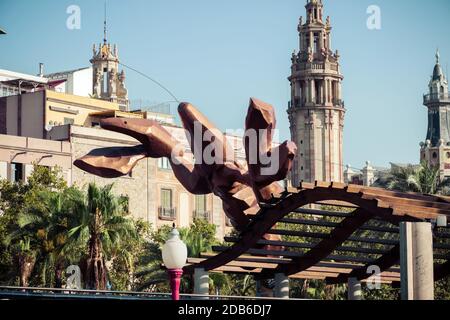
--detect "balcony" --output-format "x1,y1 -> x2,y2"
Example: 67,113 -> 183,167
158,207 -> 176,220
332,99 -> 345,108
193,210 -> 211,221
289,97 -> 345,109
423,92 -> 450,104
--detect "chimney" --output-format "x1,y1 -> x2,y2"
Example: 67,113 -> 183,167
38,63 -> 44,77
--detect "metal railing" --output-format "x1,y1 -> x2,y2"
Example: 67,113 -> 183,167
332,99 -> 345,107
288,97 -> 344,109
158,207 -> 176,220
0,286 -> 307,300
424,92 -> 450,104
193,210 -> 210,221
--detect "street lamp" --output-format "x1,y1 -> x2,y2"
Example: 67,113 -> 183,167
161,225 -> 187,300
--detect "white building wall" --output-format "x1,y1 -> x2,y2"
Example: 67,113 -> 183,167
72,68 -> 92,97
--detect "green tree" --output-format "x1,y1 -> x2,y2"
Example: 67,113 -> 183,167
374,162 -> 450,194
67,183 -> 137,290
374,162 -> 450,300
1,164 -> 67,287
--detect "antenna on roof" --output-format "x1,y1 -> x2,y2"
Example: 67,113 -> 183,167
103,1 -> 107,45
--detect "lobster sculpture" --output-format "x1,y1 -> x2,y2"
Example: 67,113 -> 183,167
74,98 -> 297,245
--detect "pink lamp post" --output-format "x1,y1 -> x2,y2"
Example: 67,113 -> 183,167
162,226 -> 188,301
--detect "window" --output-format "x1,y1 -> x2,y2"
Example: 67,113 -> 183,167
195,195 -> 207,212
91,122 -> 100,127
161,189 -> 172,209
313,33 -> 319,53
10,163 -> 24,182
159,188 -> 175,220
64,118 -> 74,125
158,157 -> 171,170
433,152 -> 438,159
194,195 -> 209,220
103,68 -> 108,94
1,87 -> 7,97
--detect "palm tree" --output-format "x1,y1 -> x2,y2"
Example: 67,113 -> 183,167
16,238 -> 36,287
68,183 -> 137,290
4,188 -> 80,287
375,162 -> 450,194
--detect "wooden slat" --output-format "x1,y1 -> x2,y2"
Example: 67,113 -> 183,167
280,217 -> 339,228
224,237 -> 391,255
294,207 -> 354,218
361,192 -> 450,212
315,181 -> 333,188
268,229 -> 399,246
200,253 -> 293,265
327,244 -> 400,285
280,216 -> 399,233
391,206 -> 450,220
212,246 -> 378,264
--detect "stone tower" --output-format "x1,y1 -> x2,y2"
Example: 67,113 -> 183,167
90,15 -> 129,111
420,50 -> 450,180
287,0 -> 345,185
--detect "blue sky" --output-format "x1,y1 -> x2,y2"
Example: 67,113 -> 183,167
1,0 -> 449,170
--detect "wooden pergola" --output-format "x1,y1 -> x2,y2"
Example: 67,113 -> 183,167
183,182 -> 450,299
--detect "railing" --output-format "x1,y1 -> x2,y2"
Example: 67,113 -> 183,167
332,99 -> 345,108
424,92 -> 450,104
158,207 -> 176,220
295,62 -> 339,72
193,210 -> 210,221
0,286 -> 307,300
288,97 -> 344,109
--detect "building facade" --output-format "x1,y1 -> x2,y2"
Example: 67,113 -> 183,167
0,90 -> 121,139
287,0 -> 345,185
420,50 -> 450,180
46,67 -> 93,97
0,116 -> 237,239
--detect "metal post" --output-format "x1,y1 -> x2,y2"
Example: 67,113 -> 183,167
274,273 -> 289,299
194,268 -> 209,299
400,222 -> 434,300
347,277 -> 362,300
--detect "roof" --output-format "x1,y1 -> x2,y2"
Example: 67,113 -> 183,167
0,68 -> 48,84
89,110 -> 144,119
433,63 -> 444,81
45,67 -> 91,79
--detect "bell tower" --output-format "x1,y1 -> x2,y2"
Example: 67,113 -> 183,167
287,0 -> 345,184
420,50 -> 450,179
90,7 -> 129,111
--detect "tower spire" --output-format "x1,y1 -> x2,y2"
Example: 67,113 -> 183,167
436,48 -> 440,64
103,1 -> 107,45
